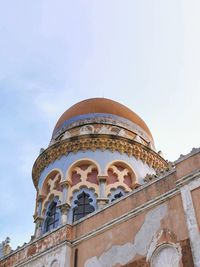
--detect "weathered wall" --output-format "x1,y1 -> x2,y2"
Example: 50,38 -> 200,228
19,244 -> 70,267
76,195 -> 188,267
0,226 -> 72,267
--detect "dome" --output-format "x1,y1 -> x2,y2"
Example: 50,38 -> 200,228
53,98 -> 154,142
33,97 -> 168,190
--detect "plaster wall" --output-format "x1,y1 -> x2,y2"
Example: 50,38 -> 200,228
175,151 -> 200,178
73,171 -> 179,237
74,195 -> 188,267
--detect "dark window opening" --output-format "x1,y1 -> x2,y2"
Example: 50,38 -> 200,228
73,192 -> 95,222
74,248 -> 78,267
45,201 -> 59,232
111,191 -> 123,202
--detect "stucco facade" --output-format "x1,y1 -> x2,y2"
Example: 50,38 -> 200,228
0,98 -> 199,267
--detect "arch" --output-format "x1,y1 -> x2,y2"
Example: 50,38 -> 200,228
42,193 -> 62,217
150,244 -> 182,267
108,187 -> 126,203
65,158 -> 101,180
39,170 -> 63,216
40,169 -> 63,196
105,160 -> 136,179
66,159 -> 100,201
67,187 -> 97,223
105,160 -> 137,196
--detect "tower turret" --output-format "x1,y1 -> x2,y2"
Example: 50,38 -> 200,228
32,98 -> 168,237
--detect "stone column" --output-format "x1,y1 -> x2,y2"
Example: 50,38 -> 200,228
34,195 -> 45,238
58,203 -> 71,225
97,176 -> 109,209
58,180 -> 71,225
34,216 -> 44,238
60,180 -> 71,203
37,195 -> 45,217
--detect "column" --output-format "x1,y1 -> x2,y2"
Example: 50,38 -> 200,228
34,195 -> 45,238
97,176 -> 109,209
58,180 -> 71,225
34,217 -> 44,238
58,203 -> 71,225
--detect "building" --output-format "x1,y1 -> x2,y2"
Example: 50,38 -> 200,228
0,98 -> 200,267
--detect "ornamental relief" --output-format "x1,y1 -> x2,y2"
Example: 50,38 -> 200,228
52,116 -> 153,145
67,163 -> 99,201
106,163 -> 136,196
54,124 -> 149,146
38,171 -> 62,216
32,135 -> 168,188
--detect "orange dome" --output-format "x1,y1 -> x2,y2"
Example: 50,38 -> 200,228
54,98 -> 153,141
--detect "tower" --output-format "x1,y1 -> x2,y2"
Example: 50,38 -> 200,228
32,98 -> 167,237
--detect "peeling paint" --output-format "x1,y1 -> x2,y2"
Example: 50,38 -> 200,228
85,203 -> 168,267
146,230 -> 163,261
18,244 -> 70,267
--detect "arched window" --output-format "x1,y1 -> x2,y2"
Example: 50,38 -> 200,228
73,191 -> 95,222
108,188 -> 125,203
45,201 -> 59,232
111,191 -> 124,202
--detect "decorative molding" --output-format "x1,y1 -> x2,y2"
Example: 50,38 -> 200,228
52,114 -> 153,144
32,134 -> 168,187
174,147 -> 200,164
176,169 -> 200,188
144,163 -> 175,183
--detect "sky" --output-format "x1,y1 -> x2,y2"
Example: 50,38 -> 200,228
0,0 -> 200,249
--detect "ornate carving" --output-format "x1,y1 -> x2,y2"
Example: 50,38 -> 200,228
58,203 -> 71,214
106,164 -> 135,196
144,173 -> 158,182
0,238 -> 12,258
32,135 -> 168,187
144,162 -> 175,183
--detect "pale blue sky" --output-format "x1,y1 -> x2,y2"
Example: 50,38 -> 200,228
0,0 -> 199,249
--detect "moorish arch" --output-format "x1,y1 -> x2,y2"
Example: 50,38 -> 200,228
105,160 -> 138,197
66,158 -> 101,202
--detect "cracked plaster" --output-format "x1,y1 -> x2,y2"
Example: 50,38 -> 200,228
84,203 -> 168,267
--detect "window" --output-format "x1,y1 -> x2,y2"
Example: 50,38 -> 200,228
111,191 -> 123,202
109,188 -> 125,203
45,201 -> 59,232
73,192 -> 95,222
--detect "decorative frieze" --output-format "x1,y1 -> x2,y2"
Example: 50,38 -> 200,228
32,135 -> 168,188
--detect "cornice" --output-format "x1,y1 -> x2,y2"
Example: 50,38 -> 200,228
174,147 -> 200,165
32,134 -> 168,188
52,114 -> 152,144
